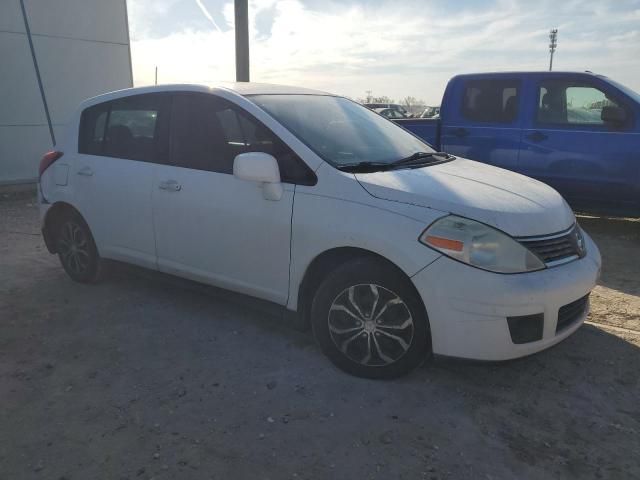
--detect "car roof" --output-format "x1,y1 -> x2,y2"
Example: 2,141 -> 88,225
77,82 -> 333,109
218,81 -> 331,96
450,71 -> 607,80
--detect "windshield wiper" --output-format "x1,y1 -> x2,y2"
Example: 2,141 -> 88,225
337,152 -> 454,173
390,151 -> 453,168
337,161 -> 392,173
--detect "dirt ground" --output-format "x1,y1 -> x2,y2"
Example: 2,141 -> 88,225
1,192 -> 638,480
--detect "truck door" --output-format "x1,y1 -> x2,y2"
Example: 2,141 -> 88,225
518,76 -> 639,215
440,77 -> 523,171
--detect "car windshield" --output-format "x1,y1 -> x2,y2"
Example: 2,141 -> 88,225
249,94 -> 434,167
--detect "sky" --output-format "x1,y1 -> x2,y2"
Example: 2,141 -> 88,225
128,0 -> 640,104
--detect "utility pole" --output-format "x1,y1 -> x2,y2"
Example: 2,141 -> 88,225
20,0 -> 55,146
549,28 -> 558,71
154,66 -> 158,85
235,0 -> 250,82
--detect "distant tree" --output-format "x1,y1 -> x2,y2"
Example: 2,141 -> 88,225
402,96 -> 418,108
371,95 -> 394,104
356,92 -> 398,105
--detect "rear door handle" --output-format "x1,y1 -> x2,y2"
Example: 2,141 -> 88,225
76,166 -> 94,176
526,131 -> 548,142
451,127 -> 469,138
159,180 -> 182,191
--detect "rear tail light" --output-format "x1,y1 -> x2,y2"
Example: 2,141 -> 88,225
39,150 -> 64,177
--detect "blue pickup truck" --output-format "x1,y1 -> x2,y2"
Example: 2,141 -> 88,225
395,72 -> 640,217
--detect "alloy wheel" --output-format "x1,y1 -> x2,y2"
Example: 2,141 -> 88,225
58,221 -> 90,276
327,284 -> 414,367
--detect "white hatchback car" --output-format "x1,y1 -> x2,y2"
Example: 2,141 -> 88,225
39,83 -> 601,378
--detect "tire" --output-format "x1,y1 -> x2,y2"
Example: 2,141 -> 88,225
55,211 -> 102,283
311,258 -> 431,379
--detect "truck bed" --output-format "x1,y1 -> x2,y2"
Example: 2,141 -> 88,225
393,118 -> 441,150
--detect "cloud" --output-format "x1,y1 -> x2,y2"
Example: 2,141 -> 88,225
129,0 -> 640,103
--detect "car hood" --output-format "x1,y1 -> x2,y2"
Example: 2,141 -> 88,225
355,158 -> 575,237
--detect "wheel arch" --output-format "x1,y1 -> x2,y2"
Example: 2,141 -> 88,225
295,246 -> 427,330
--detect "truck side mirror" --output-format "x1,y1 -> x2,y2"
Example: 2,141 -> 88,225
601,105 -> 626,125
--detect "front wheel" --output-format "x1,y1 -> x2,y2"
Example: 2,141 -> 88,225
311,258 -> 431,379
55,213 -> 102,283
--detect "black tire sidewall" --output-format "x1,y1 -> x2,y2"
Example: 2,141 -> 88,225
311,258 -> 431,379
56,213 -> 101,283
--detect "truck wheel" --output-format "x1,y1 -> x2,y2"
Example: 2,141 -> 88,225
311,258 -> 431,379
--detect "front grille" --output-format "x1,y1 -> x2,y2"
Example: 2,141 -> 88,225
556,294 -> 589,333
518,225 -> 585,266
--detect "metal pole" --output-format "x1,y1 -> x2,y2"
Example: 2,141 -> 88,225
235,0 -> 250,82
19,0 -> 56,146
549,29 -> 558,71
123,0 -> 134,87
155,66 -> 158,85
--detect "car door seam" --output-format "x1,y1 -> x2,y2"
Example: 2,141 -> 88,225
285,184 -> 297,306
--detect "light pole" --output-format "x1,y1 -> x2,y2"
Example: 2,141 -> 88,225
235,0 -> 250,82
549,28 -> 558,71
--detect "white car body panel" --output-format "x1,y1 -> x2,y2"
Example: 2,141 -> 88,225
413,232 -> 601,360
286,162 -> 445,311
356,158 -> 576,237
152,164 -> 294,304
74,155 -> 157,269
38,83 -> 602,363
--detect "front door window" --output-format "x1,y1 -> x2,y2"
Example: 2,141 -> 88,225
536,82 -> 623,126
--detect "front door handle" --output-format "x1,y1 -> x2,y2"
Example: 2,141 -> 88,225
77,166 -> 94,176
451,127 -> 469,138
526,131 -> 548,142
159,180 -> 182,192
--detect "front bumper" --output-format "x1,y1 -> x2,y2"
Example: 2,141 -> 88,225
412,231 -> 601,360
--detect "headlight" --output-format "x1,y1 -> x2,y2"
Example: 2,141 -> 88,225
419,215 -> 545,273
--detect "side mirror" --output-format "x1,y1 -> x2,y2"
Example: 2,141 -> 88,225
233,152 -> 283,201
601,105 -> 626,125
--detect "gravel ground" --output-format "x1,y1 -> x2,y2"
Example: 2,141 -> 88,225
1,193 -> 639,480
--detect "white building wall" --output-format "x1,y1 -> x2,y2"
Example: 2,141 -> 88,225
0,0 -> 132,184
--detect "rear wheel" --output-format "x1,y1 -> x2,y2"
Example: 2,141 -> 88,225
311,258 -> 430,379
55,212 -> 102,283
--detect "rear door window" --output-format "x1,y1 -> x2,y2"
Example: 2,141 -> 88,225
78,104 -> 109,155
461,79 -> 520,123
104,94 -> 169,163
78,93 -> 169,163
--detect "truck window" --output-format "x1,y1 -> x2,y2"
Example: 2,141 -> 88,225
461,80 -> 520,123
537,82 -> 623,126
